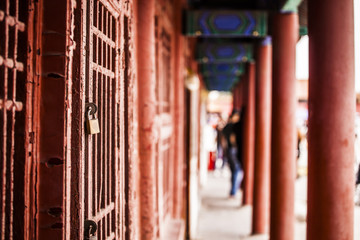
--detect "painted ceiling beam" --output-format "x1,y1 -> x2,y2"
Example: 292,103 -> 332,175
187,0 -> 270,9
204,75 -> 240,85
184,10 -> 267,37
204,74 -> 240,91
205,80 -> 236,91
199,63 -> 245,77
196,42 -> 253,63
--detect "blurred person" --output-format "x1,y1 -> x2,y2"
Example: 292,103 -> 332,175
215,115 -> 227,168
222,109 -> 244,197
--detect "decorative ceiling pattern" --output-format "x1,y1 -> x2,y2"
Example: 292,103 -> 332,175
204,75 -> 240,91
185,0 -> 305,91
199,63 -> 245,77
196,43 -> 253,63
185,10 -> 268,37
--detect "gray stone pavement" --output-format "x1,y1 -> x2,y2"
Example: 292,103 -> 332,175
194,168 -> 360,240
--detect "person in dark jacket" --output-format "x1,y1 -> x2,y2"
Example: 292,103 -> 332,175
222,109 -> 244,197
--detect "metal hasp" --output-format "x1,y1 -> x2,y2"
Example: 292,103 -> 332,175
85,102 -> 100,135
84,220 -> 98,240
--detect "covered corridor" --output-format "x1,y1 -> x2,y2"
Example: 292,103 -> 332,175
195,169 -> 360,239
0,0 -> 359,239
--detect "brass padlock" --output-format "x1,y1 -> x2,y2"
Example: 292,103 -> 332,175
86,103 -> 100,135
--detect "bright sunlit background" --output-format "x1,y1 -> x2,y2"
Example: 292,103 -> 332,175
296,0 -> 360,92
296,35 -> 309,81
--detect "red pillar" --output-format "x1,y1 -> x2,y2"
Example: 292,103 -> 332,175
173,0 -> 186,219
136,0 -> 157,239
270,13 -> 298,240
307,1 -> 355,239
233,85 -> 238,109
243,62 -> 256,205
233,83 -> 240,110
252,38 -> 272,234
237,82 -> 244,109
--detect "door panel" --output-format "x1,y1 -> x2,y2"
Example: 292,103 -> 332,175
83,0 -> 121,239
154,7 -> 175,235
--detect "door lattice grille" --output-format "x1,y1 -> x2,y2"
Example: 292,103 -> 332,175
0,0 -> 28,239
84,1 -> 120,239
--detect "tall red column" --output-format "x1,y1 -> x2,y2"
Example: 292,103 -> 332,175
233,85 -> 239,110
233,83 -> 241,110
173,0 -> 186,219
136,0 -> 157,239
270,13 -> 298,240
238,81 -> 244,109
243,62 -> 256,205
252,38 -> 272,234
307,1 -> 355,239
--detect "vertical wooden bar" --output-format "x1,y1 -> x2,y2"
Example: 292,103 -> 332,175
94,0 -> 99,217
88,0 -> 94,220
136,0 -> 158,238
1,1 -> 10,238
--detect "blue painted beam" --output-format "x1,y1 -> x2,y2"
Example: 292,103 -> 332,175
204,74 -> 240,91
199,63 -> 245,76
196,43 -> 253,63
185,10 -> 267,37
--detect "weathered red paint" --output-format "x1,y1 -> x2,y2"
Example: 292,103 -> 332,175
270,13 -> 298,240
25,1 -> 42,239
69,0 -> 85,239
156,3 -> 176,228
35,1 -> 131,239
173,0 -> 186,219
38,0 -> 67,239
123,1 -> 140,239
252,41 -> 272,234
243,62 -> 256,205
136,0 -> 158,238
307,1 -> 355,239
81,1 -> 123,239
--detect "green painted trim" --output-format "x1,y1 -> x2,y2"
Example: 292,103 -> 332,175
281,0 -> 302,12
259,12 -> 268,36
299,26 -> 308,36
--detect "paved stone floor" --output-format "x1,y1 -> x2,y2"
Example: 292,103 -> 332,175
194,168 -> 360,240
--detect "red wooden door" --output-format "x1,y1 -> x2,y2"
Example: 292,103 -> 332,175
0,0 -> 36,239
154,3 -> 176,236
81,0 -> 123,239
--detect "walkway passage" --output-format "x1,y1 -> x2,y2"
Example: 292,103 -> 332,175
195,167 -> 360,240
194,168 -> 311,240
194,169 -> 268,240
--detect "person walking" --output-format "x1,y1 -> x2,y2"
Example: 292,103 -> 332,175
222,109 -> 244,197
